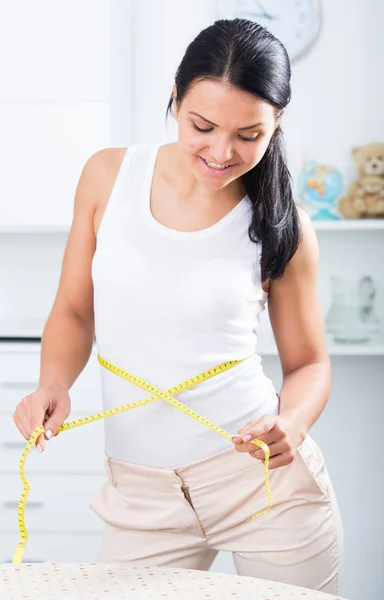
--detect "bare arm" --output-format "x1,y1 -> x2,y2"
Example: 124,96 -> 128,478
268,207 -> 331,438
14,148 -> 123,450
233,208 -> 331,468
39,147 -> 123,390
39,152 -> 104,389
39,156 -> 98,390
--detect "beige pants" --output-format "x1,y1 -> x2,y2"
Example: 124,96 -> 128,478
90,434 -> 343,595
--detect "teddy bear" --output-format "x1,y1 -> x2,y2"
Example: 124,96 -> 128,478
338,142 -> 384,218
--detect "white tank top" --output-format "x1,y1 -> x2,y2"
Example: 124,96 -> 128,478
91,144 -> 279,468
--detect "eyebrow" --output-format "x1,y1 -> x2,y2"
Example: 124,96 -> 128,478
188,111 -> 264,130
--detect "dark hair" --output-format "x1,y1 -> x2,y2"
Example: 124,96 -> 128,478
166,18 -> 300,281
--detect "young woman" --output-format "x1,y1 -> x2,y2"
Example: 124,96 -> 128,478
14,18 -> 343,594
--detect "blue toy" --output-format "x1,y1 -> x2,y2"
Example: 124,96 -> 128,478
298,161 -> 343,220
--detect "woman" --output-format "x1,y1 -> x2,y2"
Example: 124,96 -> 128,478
14,18 -> 343,593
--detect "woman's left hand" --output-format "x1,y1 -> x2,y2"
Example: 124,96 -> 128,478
232,414 -> 306,469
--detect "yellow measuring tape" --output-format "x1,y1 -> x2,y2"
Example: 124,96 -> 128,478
12,354 -> 272,564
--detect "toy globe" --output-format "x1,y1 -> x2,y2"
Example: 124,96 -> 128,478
298,161 -> 343,220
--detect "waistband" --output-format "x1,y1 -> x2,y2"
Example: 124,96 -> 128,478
105,444 -> 261,490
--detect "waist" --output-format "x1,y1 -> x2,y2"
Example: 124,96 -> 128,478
100,358 -> 279,468
97,345 -> 264,389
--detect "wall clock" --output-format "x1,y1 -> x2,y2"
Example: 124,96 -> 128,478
216,0 -> 322,63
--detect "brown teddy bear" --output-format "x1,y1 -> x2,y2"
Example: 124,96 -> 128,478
338,143 -> 384,218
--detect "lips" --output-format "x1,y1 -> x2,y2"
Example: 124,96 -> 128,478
201,157 -> 234,168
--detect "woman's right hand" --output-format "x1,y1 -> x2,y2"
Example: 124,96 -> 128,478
13,385 -> 71,453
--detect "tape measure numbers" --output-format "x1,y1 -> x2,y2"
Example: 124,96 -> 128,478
12,355 -> 272,564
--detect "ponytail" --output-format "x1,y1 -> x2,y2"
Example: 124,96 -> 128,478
243,127 -> 300,280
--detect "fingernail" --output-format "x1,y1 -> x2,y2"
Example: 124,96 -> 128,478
232,434 -> 240,439
243,434 -> 252,442
37,444 -> 43,453
45,429 -> 52,440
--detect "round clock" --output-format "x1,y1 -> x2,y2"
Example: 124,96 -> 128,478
215,0 -> 322,63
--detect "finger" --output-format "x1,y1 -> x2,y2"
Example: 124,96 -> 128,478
36,408 -> 53,450
13,412 -> 30,441
36,432 -> 46,452
26,414 -> 46,451
234,415 -> 278,440
235,419 -> 262,437
234,437 -> 273,454
13,410 -> 46,451
27,412 -> 47,451
232,428 -> 281,451
234,439 -> 264,453
267,450 -> 295,470
43,406 -> 69,440
23,399 -> 48,447
251,440 -> 289,460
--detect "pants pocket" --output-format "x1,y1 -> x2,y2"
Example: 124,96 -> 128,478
296,434 -> 332,501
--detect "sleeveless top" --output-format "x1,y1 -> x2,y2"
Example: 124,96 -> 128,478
91,144 -> 279,468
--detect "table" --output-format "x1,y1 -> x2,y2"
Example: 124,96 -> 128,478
0,563 -> 346,599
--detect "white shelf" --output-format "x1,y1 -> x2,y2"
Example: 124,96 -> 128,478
0,340 -> 98,354
261,345 -> 384,356
0,225 -> 69,234
259,335 -> 384,356
327,342 -> 384,355
313,219 -> 384,231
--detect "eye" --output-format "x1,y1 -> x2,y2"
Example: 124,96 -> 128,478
239,134 -> 259,142
193,123 -> 213,133
192,121 -> 259,142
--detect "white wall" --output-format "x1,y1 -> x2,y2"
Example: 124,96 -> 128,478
283,0 -> 384,184
110,0 -> 217,146
0,0 -> 111,228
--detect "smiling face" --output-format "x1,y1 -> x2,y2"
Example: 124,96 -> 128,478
173,78 -> 278,191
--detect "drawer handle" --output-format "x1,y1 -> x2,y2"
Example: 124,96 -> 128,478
0,381 -> 38,389
3,442 -> 28,449
3,501 -> 45,509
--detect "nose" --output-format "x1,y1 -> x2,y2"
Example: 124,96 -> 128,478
210,140 -> 234,165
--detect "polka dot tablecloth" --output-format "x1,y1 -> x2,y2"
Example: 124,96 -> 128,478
0,563 -> 347,600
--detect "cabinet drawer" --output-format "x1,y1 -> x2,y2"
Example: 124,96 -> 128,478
0,350 -> 103,413
0,473 -> 105,533
0,351 -> 40,384
0,415 -> 106,474
0,532 -> 103,563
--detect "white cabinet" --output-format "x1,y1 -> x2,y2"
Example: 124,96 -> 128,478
0,343 -> 106,563
0,415 -> 106,474
0,533 -> 102,564
0,474 -> 105,534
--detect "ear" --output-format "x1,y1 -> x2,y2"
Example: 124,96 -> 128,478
352,146 -> 361,159
172,84 -> 178,120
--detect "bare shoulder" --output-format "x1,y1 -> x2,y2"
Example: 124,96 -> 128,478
262,206 -> 317,294
273,206 -> 318,290
297,204 -> 316,237
293,205 -> 318,268
82,147 -> 128,237
50,148 -> 128,323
